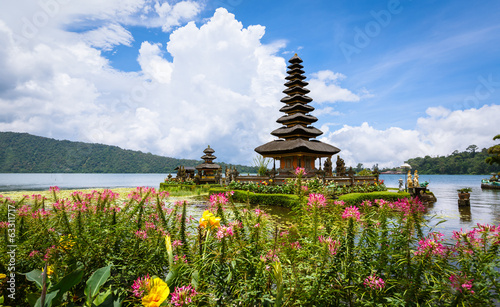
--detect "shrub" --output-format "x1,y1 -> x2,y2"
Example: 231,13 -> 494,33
209,188 -> 299,208
339,191 -> 411,206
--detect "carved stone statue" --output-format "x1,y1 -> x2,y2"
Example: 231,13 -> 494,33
407,170 -> 413,188
398,178 -> 404,192
324,157 -> 333,176
177,165 -> 187,182
413,170 -> 419,187
336,156 -> 346,176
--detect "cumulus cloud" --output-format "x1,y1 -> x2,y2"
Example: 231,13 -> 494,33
308,70 -> 361,103
0,6 -> 287,164
154,1 -> 201,32
322,105 -> 500,169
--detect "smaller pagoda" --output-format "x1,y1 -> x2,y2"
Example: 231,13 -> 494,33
195,145 -> 221,184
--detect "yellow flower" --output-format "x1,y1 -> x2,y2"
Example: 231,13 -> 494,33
59,234 -> 76,250
165,235 -> 172,254
199,210 -> 221,229
142,278 -> 170,307
0,273 -> 6,279
42,266 -> 54,277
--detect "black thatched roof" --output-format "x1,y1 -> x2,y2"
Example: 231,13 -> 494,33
283,86 -> 310,95
285,74 -> 306,81
255,139 -> 340,156
284,79 -> 309,87
203,145 -> 215,154
288,53 -> 303,64
286,68 -> 305,75
195,163 -> 221,170
271,125 -> 323,138
277,113 -> 318,125
201,154 -> 216,160
280,94 -> 313,104
279,103 -> 315,113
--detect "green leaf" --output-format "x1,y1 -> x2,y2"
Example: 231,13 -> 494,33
25,269 -> 43,289
34,290 -> 60,307
49,269 -> 84,300
191,270 -> 199,290
93,288 -> 113,306
84,264 -> 112,300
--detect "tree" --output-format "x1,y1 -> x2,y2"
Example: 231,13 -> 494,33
485,134 -> 500,167
466,144 -> 479,157
253,155 -> 271,176
355,163 -> 363,173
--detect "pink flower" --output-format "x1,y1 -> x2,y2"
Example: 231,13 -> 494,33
319,236 -> 340,255
301,186 -> 308,192
29,250 -> 40,257
414,232 -> 447,257
294,167 -> 306,176
361,200 -> 372,207
342,206 -> 361,221
131,274 -> 151,297
172,240 -> 183,249
450,273 -> 475,294
170,285 -> 197,306
0,222 -> 10,228
174,255 -> 188,264
333,200 -> 345,206
216,225 -> 234,240
364,274 -> 385,290
290,241 -> 302,249
135,230 -> 148,240
49,186 -> 60,193
209,193 -> 229,207
44,245 -> 57,261
307,193 -> 327,209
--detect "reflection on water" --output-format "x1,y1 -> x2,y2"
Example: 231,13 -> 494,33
381,174 -> 500,237
458,205 -> 472,222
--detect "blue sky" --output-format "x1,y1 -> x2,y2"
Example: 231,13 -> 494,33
0,0 -> 499,168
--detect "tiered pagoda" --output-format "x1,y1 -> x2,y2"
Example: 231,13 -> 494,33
255,54 -> 340,176
195,145 -> 221,183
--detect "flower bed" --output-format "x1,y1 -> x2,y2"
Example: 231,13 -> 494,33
1,187 -> 499,306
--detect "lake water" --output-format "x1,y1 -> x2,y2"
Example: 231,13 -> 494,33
380,174 -> 500,235
0,173 -> 499,236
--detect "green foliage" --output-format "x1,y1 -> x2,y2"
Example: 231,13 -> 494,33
357,168 -> 373,176
339,191 -> 411,206
485,134 -> 500,167
209,188 -> 299,207
0,132 -> 258,173
5,186 -> 500,306
253,155 -> 271,176
392,145 -> 499,174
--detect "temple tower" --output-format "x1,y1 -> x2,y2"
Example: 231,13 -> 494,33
195,145 -> 221,183
254,54 -> 340,175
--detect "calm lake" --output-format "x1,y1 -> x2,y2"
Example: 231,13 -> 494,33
0,173 -> 499,236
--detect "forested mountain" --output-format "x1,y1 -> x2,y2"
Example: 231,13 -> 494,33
403,146 -> 498,175
0,132 -> 257,173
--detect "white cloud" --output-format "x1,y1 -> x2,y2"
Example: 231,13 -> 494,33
154,1 -> 201,32
308,69 -> 362,103
322,105 -> 500,169
0,7 -> 286,164
80,23 -> 133,51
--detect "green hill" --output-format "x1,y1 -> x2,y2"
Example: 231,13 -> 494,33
0,132 -> 257,173
380,146 -> 498,175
